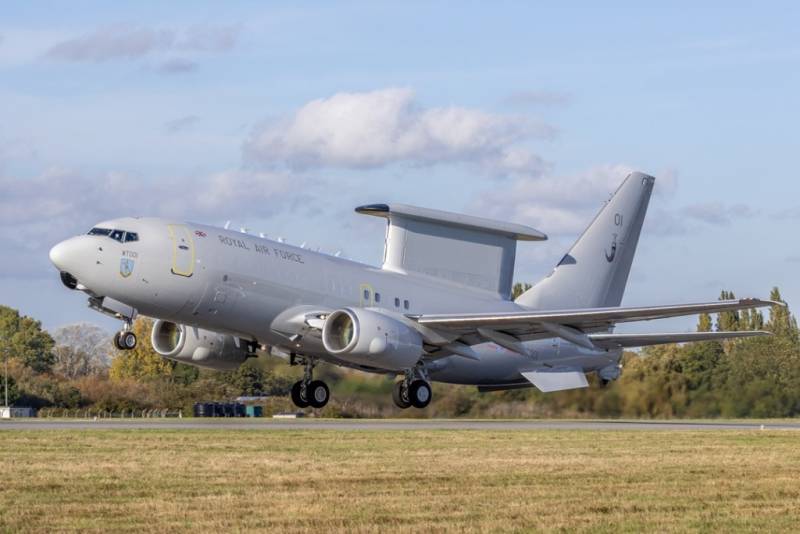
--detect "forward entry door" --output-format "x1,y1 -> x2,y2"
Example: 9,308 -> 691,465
168,224 -> 195,277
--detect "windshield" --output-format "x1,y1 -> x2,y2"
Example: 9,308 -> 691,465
87,227 -> 139,243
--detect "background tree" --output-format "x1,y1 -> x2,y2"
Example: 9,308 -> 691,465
51,323 -> 112,378
716,290 -> 740,331
766,287 -> 799,343
697,313 -> 712,332
109,318 -> 173,381
224,362 -> 266,395
0,371 -> 19,405
0,305 -> 55,373
511,282 -> 532,300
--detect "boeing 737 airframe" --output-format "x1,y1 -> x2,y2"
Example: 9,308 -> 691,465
49,172 -> 776,409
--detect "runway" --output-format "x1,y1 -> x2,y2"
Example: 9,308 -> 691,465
2,418 -> 799,431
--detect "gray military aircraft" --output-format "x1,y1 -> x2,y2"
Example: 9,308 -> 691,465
49,172 -> 775,409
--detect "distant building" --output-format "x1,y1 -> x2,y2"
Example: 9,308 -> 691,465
0,407 -> 35,418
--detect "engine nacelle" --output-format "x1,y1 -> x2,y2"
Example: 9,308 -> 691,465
150,320 -> 249,371
322,308 -> 423,371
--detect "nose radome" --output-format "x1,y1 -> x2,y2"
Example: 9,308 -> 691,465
49,237 -> 89,273
49,240 -> 71,270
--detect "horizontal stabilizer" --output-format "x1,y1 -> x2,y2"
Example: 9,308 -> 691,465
521,369 -> 589,393
589,330 -> 772,349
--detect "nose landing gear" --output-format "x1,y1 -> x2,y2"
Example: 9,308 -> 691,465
113,321 -> 137,351
290,359 -> 330,409
87,296 -> 139,352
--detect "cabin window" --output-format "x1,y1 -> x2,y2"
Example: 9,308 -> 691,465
404,299 -> 410,310
394,297 -> 400,307
375,292 -> 381,303
363,289 -> 370,300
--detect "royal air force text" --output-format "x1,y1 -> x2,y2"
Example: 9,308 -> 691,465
217,235 -> 304,264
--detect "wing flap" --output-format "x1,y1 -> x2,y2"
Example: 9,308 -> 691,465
521,369 -> 589,392
589,330 -> 771,349
417,299 -> 779,339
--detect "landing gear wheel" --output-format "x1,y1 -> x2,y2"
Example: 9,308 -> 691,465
392,381 -> 411,409
307,380 -> 330,409
291,380 -> 310,408
408,380 -> 432,409
119,331 -> 137,350
114,331 -> 137,350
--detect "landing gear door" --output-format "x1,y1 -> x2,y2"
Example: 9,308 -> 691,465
168,224 -> 195,277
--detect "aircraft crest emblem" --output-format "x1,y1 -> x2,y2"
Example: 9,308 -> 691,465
605,234 -> 618,263
120,257 -> 135,278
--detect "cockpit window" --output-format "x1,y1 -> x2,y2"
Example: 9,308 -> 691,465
88,227 -> 139,243
88,228 -> 112,236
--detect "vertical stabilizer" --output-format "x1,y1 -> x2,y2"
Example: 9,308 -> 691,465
516,172 -> 654,310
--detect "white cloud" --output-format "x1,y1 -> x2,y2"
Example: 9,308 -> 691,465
681,202 -> 756,225
772,206 -> 800,220
0,167 -> 311,278
44,24 -> 240,63
46,26 -> 175,62
158,58 -> 197,74
164,115 -> 200,133
470,164 -> 635,236
245,88 -> 553,175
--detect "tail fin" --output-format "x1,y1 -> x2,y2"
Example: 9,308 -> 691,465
516,172 -> 655,310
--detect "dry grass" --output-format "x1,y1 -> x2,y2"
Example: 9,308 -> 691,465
1,427 -> 799,532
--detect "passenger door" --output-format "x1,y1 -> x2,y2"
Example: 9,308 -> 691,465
167,224 -> 194,277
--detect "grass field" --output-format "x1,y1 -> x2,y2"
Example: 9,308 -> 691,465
1,426 -> 799,532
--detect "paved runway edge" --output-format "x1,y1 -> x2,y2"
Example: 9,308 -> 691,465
2,419 -> 799,431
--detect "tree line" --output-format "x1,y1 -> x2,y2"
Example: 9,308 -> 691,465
1,286 -> 798,418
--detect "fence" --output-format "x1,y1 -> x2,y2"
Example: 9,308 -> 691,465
37,407 -> 183,418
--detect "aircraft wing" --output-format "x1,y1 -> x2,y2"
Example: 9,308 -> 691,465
587,330 -> 771,349
416,298 -> 779,350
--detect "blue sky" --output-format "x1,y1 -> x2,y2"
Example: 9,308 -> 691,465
1,1 -> 798,334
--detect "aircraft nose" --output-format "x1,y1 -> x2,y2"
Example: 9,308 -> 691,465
49,237 -> 89,273
49,240 -> 70,270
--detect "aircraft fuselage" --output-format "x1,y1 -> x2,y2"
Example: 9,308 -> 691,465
49,216 -> 620,387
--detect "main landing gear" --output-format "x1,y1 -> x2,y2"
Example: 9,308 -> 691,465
290,359 -> 330,409
113,321 -> 137,351
392,368 -> 432,410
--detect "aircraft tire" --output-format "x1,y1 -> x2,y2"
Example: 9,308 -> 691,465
120,331 -> 137,350
392,381 -> 412,409
408,380 -> 432,409
308,380 -> 330,409
291,380 -> 310,408
113,332 -> 122,350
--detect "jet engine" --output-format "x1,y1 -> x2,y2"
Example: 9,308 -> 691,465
150,320 -> 249,370
322,308 -> 423,370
